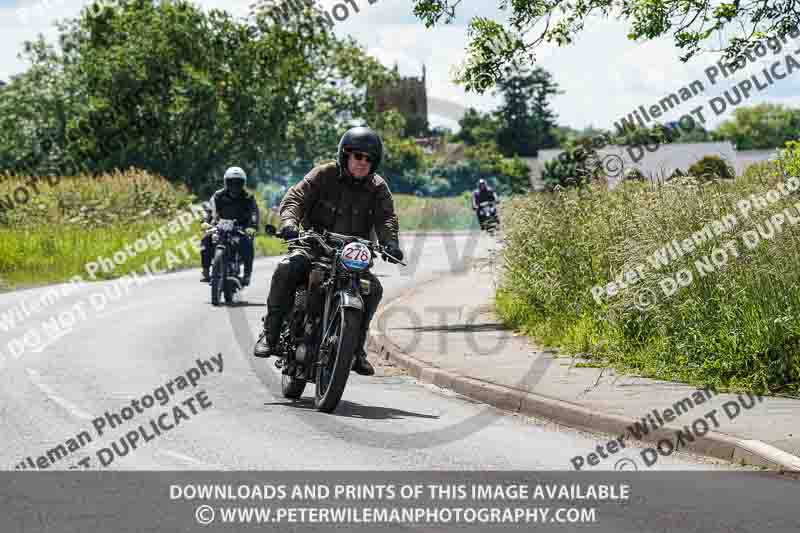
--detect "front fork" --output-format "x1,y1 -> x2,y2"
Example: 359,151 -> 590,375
314,277 -> 365,372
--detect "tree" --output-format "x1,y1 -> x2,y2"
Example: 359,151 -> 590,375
0,0 -> 395,193
713,104 -> 800,150
552,126 -> 582,146
411,1 -> 800,92
361,109 -> 428,194
0,39 -> 85,176
452,108 -> 500,146
494,67 -> 560,157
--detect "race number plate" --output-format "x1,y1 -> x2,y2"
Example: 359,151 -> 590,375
341,242 -> 371,271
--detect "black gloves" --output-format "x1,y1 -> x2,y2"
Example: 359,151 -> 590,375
279,224 -> 299,241
383,242 -> 404,264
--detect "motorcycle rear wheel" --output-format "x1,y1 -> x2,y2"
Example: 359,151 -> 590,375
314,306 -> 361,413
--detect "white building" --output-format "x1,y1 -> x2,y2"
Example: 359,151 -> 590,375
522,142 -> 778,191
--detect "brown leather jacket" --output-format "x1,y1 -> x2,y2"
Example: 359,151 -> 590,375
279,162 -> 400,245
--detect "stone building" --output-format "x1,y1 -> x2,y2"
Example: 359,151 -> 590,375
367,64 -> 429,137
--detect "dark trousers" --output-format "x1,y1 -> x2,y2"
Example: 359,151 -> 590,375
264,250 -> 383,350
201,233 -> 254,276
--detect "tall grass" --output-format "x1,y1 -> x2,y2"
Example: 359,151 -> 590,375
0,169 -> 477,288
0,169 -> 286,288
497,155 -> 800,394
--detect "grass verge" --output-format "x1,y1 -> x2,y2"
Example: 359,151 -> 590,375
497,150 -> 800,394
0,169 -> 286,289
394,193 -> 479,231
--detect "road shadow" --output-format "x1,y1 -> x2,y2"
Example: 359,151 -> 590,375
264,398 -> 440,421
393,322 -> 509,333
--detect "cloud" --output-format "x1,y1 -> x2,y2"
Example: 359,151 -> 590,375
2,0 -> 800,132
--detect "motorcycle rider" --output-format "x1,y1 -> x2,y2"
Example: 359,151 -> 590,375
472,179 -> 498,226
200,167 -> 258,286
253,126 -> 404,376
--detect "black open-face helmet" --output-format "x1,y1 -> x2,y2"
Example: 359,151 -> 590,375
337,126 -> 383,179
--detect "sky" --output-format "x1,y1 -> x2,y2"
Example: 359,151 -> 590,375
2,0 -> 800,133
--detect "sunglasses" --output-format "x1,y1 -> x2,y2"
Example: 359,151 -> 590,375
348,151 -> 373,163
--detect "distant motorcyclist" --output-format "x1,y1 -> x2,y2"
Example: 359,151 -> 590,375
253,126 -> 403,376
200,167 -> 258,286
472,179 -> 498,225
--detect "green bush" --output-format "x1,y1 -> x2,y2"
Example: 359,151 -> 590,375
687,155 -> 736,181
623,167 -> 646,181
669,167 -> 685,180
541,140 -> 604,190
541,158 -> 578,190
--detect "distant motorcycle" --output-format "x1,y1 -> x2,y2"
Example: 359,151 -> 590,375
207,219 -> 248,306
477,201 -> 500,234
272,228 -> 405,413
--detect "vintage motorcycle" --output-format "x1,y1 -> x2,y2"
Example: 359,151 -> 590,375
270,228 -> 405,413
477,200 -> 500,234
206,219 -> 248,306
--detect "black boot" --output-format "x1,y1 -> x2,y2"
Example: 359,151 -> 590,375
200,268 -> 210,282
351,327 -> 374,376
352,348 -> 375,376
253,314 -> 282,358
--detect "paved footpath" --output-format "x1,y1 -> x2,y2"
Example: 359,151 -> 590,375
367,260 -> 800,472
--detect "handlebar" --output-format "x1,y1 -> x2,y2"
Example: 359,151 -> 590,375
286,230 -> 406,266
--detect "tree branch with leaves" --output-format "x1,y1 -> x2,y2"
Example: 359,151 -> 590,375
412,0 -> 800,92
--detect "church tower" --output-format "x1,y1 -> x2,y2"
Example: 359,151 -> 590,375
367,64 -> 429,137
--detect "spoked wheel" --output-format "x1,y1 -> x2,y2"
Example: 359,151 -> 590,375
210,249 -> 225,306
314,306 -> 361,413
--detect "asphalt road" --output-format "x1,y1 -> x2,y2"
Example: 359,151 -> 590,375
3,231 -> 800,532
0,231 -> 759,472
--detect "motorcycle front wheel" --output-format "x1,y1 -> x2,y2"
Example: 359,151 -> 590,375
314,306 -> 361,413
210,248 -> 225,306
223,279 -> 235,304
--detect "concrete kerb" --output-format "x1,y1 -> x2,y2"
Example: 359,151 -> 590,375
368,274 -> 800,473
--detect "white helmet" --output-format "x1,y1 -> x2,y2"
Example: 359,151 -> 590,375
223,166 -> 247,195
